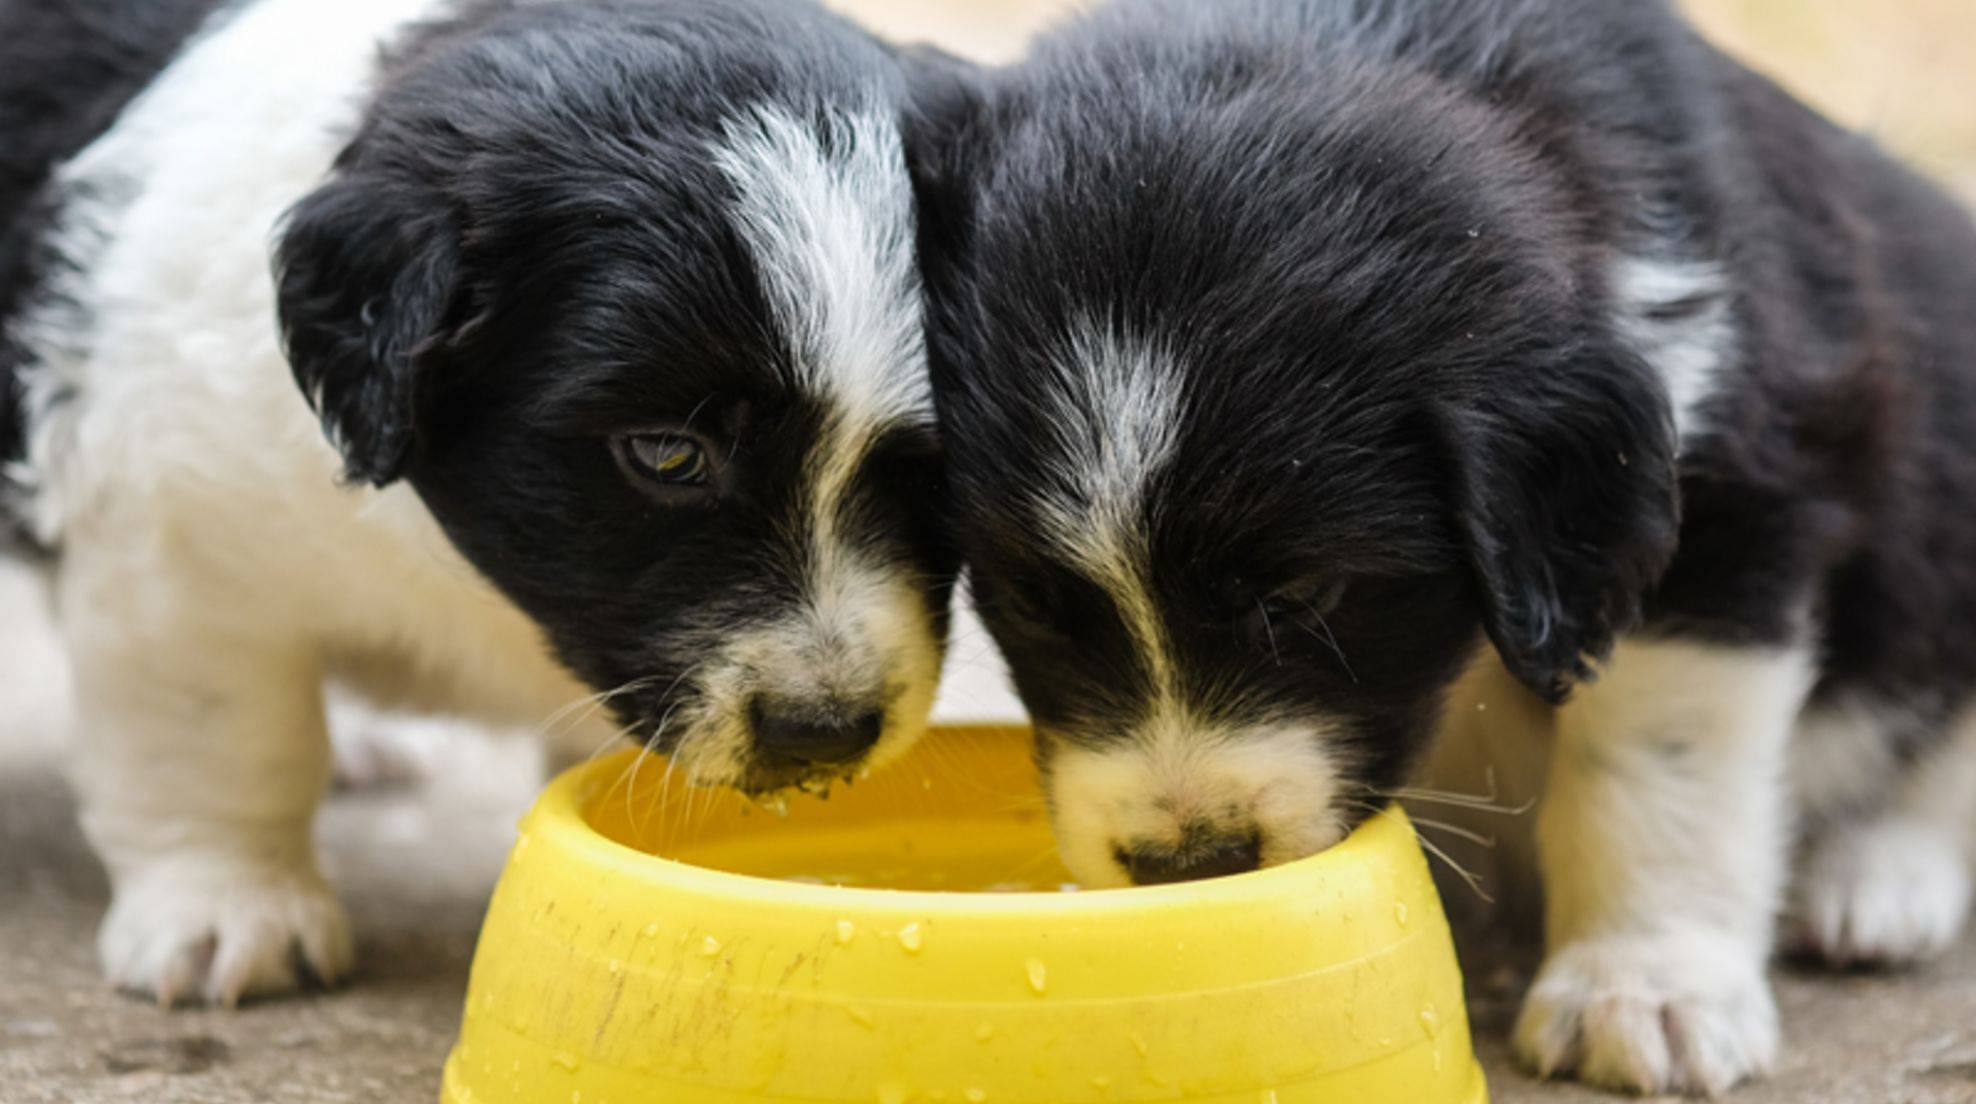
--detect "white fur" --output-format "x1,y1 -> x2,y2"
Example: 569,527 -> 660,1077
1513,637 -> 1815,1096
12,0 -> 942,1004
1789,693 -> 1916,820
1030,324 -> 1184,689
1517,929 -> 1779,1097
1793,818 -> 1972,967
1790,705 -> 1976,965
16,0 -> 608,1006
1022,325 -> 1356,884
714,102 -> 932,431
1610,255 -> 1736,446
671,550 -> 943,788
710,102 -> 945,782
1047,702 -> 1351,886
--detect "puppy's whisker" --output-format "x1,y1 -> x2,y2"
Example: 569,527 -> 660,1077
1381,769 -> 1536,815
1385,789 -> 1537,816
1412,826 -> 1495,904
539,674 -> 660,741
627,703 -> 684,842
1300,602 -> 1357,684
1343,796 -> 1493,902
1405,814 -> 1499,850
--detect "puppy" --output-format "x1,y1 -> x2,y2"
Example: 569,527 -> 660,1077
917,0 -> 1976,1095
0,0 -> 957,1005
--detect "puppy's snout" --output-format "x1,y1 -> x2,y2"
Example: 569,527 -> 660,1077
1115,828 -> 1263,885
749,698 -> 883,767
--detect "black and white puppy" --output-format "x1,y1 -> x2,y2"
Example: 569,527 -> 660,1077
918,0 -> 1976,1095
0,0 -> 957,1005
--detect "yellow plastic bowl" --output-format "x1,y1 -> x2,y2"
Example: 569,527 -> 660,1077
441,726 -> 1487,1104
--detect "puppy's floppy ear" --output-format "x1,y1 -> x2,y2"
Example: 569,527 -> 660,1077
275,172 -> 459,487
1439,339 -> 1680,702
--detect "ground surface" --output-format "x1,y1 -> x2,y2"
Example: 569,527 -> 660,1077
7,3 -> 1976,1102
7,570 -> 1976,1104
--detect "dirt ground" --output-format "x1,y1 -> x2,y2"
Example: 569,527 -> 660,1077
5,2 -> 1976,1103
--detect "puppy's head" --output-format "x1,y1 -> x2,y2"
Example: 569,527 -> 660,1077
921,38 -> 1679,883
276,2 -> 960,793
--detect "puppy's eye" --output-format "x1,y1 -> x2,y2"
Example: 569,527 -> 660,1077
1262,577 -> 1349,620
615,432 -> 711,487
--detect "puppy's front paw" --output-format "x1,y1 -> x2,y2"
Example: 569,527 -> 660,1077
1791,820 -> 1972,968
100,868 -> 353,1007
1514,933 -> 1777,1097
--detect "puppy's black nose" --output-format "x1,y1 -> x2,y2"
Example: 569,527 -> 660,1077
750,700 -> 883,767
1117,832 -> 1263,885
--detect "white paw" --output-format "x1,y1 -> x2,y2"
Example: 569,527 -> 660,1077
328,703 -> 440,791
1514,933 -> 1778,1097
1791,820 -> 1972,968
99,869 -> 353,1007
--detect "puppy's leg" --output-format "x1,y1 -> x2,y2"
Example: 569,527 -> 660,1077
1791,706 -> 1976,967
64,564 -> 349,1006
1513,637 -> 1814,1096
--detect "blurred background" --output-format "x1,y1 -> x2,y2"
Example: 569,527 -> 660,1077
840,0 -> 1976,203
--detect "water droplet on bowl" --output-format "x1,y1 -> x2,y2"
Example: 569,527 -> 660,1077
963,1089 -> 987,1103
1024,959 -> 1048,994
896,922 -> 924,953
975,1024 -> 995,1043
1394,901 -> 1410,927
835,919 -> 857,945
552,1051 -> 579,1072
1260,1091 -> 1280,1104
699,935 -> 722,957
641,922 -> 660,938
1419,1005 -> 1441,1036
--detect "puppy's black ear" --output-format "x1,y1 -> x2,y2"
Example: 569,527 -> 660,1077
1439,340 -> 1680,702
275,173 -> 459,486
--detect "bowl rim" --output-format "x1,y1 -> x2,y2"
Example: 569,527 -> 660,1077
543,747 -> 1411,920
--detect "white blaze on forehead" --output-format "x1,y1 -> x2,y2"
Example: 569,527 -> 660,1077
688,101 -> 942,786
715,100 -> 933,628
1026,329 -> 1355,881
1031,324 -> 1185,690
714,101 -> 932,430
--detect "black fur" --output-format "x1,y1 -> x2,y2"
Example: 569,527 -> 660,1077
272,0 -> 960,777
922,0 -> 1976,841
0,0 -> 227,547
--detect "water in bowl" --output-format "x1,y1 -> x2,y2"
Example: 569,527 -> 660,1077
582,727 -> 1082,893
